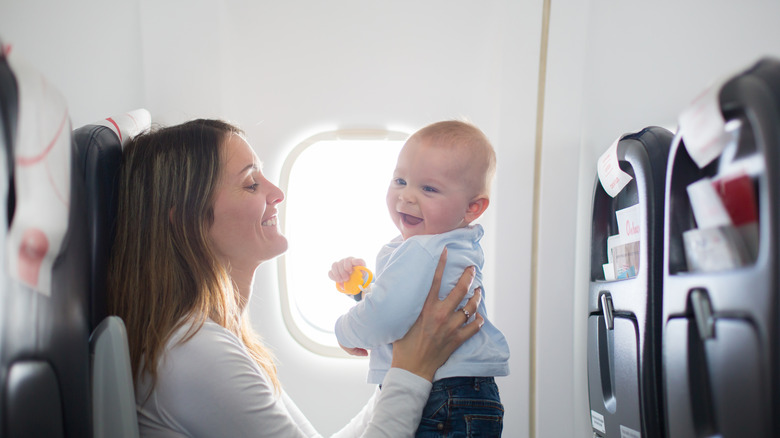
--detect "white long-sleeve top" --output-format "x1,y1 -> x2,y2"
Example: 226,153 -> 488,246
136,319 -> 431,438
335,225 -> 510,384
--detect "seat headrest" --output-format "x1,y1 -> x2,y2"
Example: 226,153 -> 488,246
90,109 -> 151,147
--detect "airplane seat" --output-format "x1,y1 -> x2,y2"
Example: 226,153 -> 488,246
0,48 -> 91,437
73,109 -> 150,438
72,109 -> 150,332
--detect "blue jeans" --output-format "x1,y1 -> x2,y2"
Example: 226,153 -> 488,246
415,376 -> 504,437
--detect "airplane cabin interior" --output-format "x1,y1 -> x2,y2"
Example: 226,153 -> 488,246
1,0 -> 780,437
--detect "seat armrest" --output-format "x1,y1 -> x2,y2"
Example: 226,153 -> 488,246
90,316 -> 139,438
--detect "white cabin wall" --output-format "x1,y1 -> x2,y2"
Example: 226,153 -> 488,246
534,0 -> 590,436
540,0 -> 780,436
0,0 -> 145,127
491,1 -> 543,436
136,0 -> 231,124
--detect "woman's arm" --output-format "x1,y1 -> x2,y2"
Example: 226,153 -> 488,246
331,369 -> 430,438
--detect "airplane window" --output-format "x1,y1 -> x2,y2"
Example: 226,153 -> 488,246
278,130 -> 407,356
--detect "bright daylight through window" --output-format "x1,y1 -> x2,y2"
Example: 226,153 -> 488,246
279,131 -> 406,356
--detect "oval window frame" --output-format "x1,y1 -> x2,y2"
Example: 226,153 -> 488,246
277,129 -> 409,357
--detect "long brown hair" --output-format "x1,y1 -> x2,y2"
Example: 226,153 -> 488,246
108,119 -> 279,393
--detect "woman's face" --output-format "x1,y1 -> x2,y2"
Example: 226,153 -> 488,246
208,134 -> 287,271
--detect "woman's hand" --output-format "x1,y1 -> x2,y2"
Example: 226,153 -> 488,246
390,247 -> 483,381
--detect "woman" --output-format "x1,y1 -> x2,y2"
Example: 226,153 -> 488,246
108,119 -> 484,437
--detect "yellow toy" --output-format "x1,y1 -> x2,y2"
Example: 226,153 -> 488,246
337,266 -> 373,295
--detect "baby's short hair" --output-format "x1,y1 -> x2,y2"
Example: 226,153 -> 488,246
410,120 -> 496,197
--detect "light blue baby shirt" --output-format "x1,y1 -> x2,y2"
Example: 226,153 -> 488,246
335,224 -> 510,384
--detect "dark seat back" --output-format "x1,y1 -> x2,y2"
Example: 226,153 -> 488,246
73,121 -> 125,331
74,110 -> 150,438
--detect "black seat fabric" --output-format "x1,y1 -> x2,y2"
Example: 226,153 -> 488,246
73,109 -> 150,332
73,125 -> 123,332
5,361 -> 65,437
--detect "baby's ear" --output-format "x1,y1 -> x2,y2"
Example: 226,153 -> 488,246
465,197 -> 489,223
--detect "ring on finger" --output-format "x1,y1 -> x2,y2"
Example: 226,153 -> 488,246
461,308 -> 470,321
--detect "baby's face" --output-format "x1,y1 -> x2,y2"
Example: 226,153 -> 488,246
386,139 -> 477,239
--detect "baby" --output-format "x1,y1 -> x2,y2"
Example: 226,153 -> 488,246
330,120 -> 510,436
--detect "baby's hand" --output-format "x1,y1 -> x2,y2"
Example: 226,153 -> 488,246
328,257 -> 366,284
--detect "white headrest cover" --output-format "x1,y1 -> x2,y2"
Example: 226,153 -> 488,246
5,50 -> 71,295
93,109 -> 151,147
